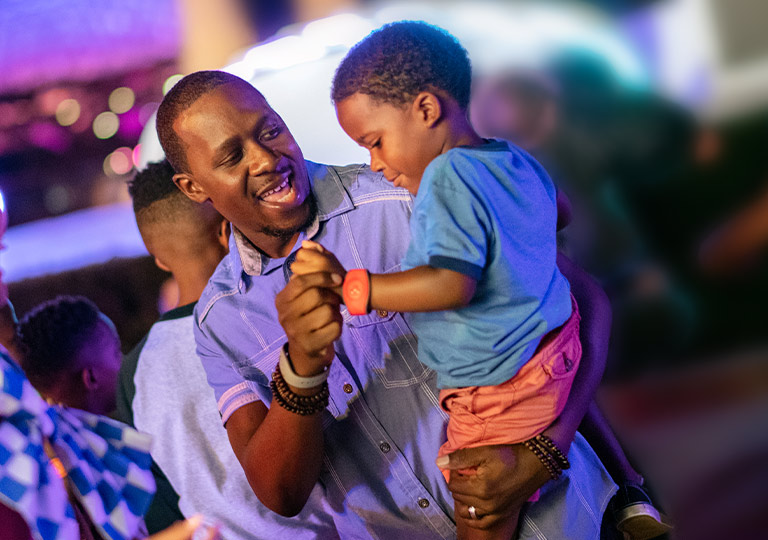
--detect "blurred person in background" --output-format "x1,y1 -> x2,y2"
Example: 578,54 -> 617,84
0,205 -> 219,540
17,296 -> 122,416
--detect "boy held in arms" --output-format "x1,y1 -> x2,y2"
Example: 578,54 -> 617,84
292,21 -> 580,540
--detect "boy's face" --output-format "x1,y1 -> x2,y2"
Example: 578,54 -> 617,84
336,92 -> 436,196
173,81 -> 312,247
77,317 -> 122,415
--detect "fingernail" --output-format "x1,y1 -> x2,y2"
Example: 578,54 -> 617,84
186,514 -> 203,529
435,456 -> 449,468
331,273 -> 342,284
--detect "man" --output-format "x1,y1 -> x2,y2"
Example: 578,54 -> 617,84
116,160 -> 338,538
157,70 -> 616,539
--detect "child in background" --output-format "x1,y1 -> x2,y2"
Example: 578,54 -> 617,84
291,21 -> 581,540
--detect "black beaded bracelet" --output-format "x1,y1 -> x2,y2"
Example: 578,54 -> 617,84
523,434 -> 570,480
270,364 -> 329,415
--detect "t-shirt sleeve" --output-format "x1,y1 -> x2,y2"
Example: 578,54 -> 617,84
114,336 -> 146,426
194,311 -> 263,425
412,159 -> 490,281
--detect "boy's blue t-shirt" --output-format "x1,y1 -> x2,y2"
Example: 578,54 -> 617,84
401,139 -> 572,388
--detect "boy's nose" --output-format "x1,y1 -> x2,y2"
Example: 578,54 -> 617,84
370,155 -> 386,173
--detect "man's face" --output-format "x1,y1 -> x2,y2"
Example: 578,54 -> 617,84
174,81 -> 312,254
335,92 -> 436,196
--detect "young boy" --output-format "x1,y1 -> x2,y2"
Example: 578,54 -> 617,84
291,21 -> 580,540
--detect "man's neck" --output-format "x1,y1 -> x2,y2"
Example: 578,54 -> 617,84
241,230 -> 301,260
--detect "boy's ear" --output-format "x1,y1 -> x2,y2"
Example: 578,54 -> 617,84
81,367 -> 98,390
154,256 -> 171,273
412,91 -> 443,128
173,173 -> 209,204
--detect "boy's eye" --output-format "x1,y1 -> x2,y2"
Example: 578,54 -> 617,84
370,139 -> 381,149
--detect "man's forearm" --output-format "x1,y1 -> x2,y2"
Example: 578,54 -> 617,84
544,253 -> 611,453
227,398 -> 325,516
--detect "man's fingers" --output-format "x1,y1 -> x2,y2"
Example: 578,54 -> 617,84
301,240 -> 325,252
279,272 -> 343,304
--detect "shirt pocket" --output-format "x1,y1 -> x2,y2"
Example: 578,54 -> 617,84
342,309 -> 433,388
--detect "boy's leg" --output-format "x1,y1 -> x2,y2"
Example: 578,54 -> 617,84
580,401 -> 672,539
580,401 -> 643,485
456,501 -> 521,540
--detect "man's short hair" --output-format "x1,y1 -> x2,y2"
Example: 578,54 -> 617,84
128,160 -> 200,226
332,21 -> 472,110
17,296 -> 102,390
156,70 -> 243,173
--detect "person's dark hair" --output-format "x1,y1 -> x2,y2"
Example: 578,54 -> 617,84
17,296 -> 103,390
128,159 -> 180,213
156,70 -> 243,173
332,21 -> 472,110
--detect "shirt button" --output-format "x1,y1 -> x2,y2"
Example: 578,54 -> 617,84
379,442 -> 391,453
376,309 -> 388,318
418,498 -> 430,509
342,383 -> 353,394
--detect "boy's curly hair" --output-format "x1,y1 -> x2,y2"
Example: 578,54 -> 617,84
332,21 -> 472,110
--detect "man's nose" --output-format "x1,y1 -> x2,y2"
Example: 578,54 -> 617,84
246,141 -> 280,176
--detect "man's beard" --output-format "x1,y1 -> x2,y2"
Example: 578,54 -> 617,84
261,193 -> 318,240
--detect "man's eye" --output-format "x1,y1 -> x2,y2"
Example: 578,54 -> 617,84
262,126 -> 282,141
223,149 -> 242,165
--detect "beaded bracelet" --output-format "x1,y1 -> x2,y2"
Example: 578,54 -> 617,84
523,434 -> 571,480
270,364 -> 329,416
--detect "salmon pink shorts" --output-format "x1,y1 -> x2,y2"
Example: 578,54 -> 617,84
437,295 -> 581,500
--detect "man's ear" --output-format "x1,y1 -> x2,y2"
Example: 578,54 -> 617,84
412,91 -> 443,128
173,173 -> 209,204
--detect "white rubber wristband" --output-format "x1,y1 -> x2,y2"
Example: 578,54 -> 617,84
278,343 -> 330,389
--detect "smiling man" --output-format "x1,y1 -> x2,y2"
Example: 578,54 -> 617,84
155,71 -> 616,539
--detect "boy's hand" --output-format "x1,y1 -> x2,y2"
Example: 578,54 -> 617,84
291,241 -> 346,296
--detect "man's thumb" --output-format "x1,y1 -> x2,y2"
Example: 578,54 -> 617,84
436,448 -> 475,470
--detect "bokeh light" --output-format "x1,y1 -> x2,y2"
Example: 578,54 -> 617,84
132,143 -> 143,166
163,74 -> 184,95
43,185 -> 71,214
108,87 -> 135,114
93,111 -> 119,139
103,147 -> 133,177
55,98 -> 81,126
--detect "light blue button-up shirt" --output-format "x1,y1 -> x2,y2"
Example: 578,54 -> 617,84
194,161 -> 616,539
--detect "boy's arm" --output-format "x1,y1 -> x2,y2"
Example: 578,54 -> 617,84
291,241 -> 477,312
369,267 -> 476,312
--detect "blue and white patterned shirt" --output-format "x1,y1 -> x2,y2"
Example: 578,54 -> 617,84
194,161 -> 616,539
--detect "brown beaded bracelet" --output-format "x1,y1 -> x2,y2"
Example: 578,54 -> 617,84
270,364 -> 329,415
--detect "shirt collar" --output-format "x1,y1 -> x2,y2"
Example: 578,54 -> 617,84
230,161 -> 354,282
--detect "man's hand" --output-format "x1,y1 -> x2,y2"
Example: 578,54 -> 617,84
438,443 -> 550,530
290,241 -> 346,296
275,270 -> 343,377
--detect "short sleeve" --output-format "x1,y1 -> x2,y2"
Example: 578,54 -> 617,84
411,159 -> 490,280
193,309 -> 262,425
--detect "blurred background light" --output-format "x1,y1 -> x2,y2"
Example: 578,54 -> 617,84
55,98 -> 81,126
103,147 -> 134,177
108,86 -> 135,114
162,74 -> 184,95
43,185 -> 71,214
92,111 -> 119,139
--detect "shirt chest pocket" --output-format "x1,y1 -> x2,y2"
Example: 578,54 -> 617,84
341,309 -> 432,388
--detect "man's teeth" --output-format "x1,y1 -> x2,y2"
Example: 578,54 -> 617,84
262,178 -> 290,198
